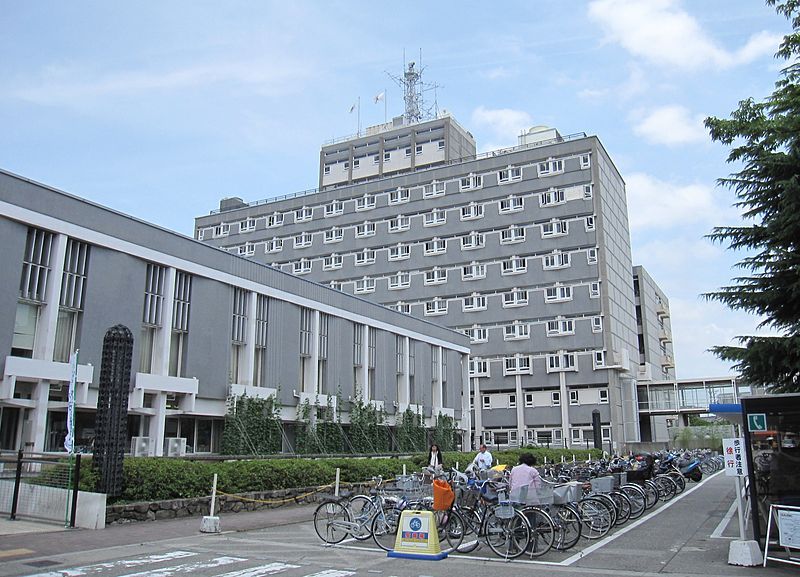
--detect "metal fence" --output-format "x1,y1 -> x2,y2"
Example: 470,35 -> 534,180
0,450 -> 83,526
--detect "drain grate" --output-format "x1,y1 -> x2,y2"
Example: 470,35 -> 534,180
25,560 -> 61,568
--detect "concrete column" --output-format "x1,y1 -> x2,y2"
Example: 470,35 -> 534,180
432,346 -> 442,410
150,393 -> 167,456
515,375 -> 525,446
361,325 -> 369,400
153,267 -> 176,376
460,354 -> 472,450
473,377 -> 482,449
29,380 -> 50,452
559,368 -> 570,448
242,291 -> 257,386
401,336 -> 410,404
35,234 -> 67,361
308,310 -> 319,395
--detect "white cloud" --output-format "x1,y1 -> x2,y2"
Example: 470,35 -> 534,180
481,66 -> 515,80
470,106 -> 532,145
626,172 -> 725,231
632,237 -> 721,272
587,0 -> 781,71
631,105 -> 707,146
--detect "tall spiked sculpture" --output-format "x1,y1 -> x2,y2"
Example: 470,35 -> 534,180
93,324 -> 133,497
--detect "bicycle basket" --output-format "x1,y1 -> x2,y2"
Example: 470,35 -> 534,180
432,479 -> 455,511
553,482 -> 580,504
529,483 -> 554,505
495,502 -> 515,519
589,476 -> 614,493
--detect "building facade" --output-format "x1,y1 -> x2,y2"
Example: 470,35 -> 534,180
196,118 -> 645,451
0,169 -> 470,455
633,265 -> 676,383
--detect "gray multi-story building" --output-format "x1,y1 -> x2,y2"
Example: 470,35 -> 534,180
196,115 -> 645,451
633,265 -> 676,383
0,168 -> 470,455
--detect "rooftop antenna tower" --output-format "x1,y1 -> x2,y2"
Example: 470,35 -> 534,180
388,49 -> 440,125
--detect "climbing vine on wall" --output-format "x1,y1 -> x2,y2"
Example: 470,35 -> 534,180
295,394 -> 345,454
220,393 -> 283,456
431,413 -> 457,451
397,407 -> 426,452
348,393 -> 390,453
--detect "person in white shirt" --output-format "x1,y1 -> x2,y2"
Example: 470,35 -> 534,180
509,453 -> 542,502
471,444 -> 493,471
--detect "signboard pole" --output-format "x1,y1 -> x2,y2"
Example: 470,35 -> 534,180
723,437 -> 762,566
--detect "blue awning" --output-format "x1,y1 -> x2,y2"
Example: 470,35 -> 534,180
709,403 -> 743,425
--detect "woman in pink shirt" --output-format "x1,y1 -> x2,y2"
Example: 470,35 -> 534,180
509,453 -> 542,502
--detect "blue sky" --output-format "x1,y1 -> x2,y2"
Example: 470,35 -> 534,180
0,1 -> 789,379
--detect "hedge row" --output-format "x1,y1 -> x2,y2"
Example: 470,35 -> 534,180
79,448 -> 601,503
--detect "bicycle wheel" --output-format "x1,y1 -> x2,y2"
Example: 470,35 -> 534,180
313,501 -> 350,544
589,493 -> 618,527
348,495 -> 376,540
455,506 -> 483,554
641,481 -> 660,509
372,505 -> 402,551
608,491 -> 631,526
619,484 -> 646,520
668,472 -> 686,493
576,497 -> 613,540
521,506 -> 555,558
551,504 -> 582,551
484,508 -> 530,560
434,509 -> 464,554
653,475 -> 677,501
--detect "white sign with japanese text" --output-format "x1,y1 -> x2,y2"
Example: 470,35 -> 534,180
723,437 -> 748,477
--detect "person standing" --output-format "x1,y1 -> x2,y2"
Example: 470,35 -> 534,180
471,443 -> 493,471
427,444 -> 443,471
509,453 -> 543,502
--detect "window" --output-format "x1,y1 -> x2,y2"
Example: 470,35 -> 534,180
587,248 -> 598,264
354,277 -> 376,294
590,281 -> 601,298
466,326 -> 488,343
461,232 -> 485,250
294,232 -> 312,249
461,203 -> 484,221
501,256 -> 527,275
459,174 -> 483,191
602,427 -> 611,442
265,238 -> 283,253
571,428 -> 582,443
389,188 -> 409,204
580,153 -> 591,169
355,221 -> 376,238
388,272 -> 410,290
388,244 -> 411,261
415,144 -> 423,155
569,390 -> 579,405
469,358 -> 490,377
541,220 -> 569,238
324,228 -> 343,244
543,252 -> 571,270
424,209 -> 447,227
239,218 -> 256,233
599,389 -> 609,404
508,394 -> 517,409
438,140 -> 445,150
213,223 -> 230,238
324,165 -> 331,175
384,151 -> 391,162
503,289 -> 528,308
482,395 -> 491,410
593,350 -> 606,368
537,158 -> 564,177
353,158 -> 360,170
504,323 -> 530,341
546,319 -> 575,336
425,299 -> 448,316
343,161 -> 350,171
592,316 -> 603,333
355,195 -> 375,211
324,200 -> 343,217
295,206 -> 313,222
388,215 -> 410,233
551,392 -> 561,406
354,249 -> 376,266
424,238 -> 447,256
395,302 -> 410,314
462,263 -> 486,281
462,294 -> 487,312
540,188 -> 566,207
237,243 -> 255,256
499,196 -> 524,214
500,227 -> 526,244
323,254 -> 342,270
293,259 -> 312,275
547,352 -> 576,372
424,268 -> 447,285
524,393 -> 534,408
585,216 -> 596,231
423,181 -> 446,198
197,228 -> 206,240
405,147 -> 412,157
583,184 -> 594,199
266,213 -> 283,228
498,166 -> 522,184
504,356 -> 532,375
545,285 -> 573,302
373,155 -> 380,165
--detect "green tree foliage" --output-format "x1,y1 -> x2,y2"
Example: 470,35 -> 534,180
348,393 -> 390,453
431,413 -> 457,451
220,394 -> 283,455
295,396 -> 345,454
397,408 -> 426,452
704,1 -> 800,393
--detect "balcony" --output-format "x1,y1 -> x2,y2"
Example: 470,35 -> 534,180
298,392 -> 337,413
229,384 -> 277,400
131,373 -> 198,413
656,303 -> 670,318
435,407 -> 455,419
658,329 -> 672,343
662,355 -> 675,368
397,402 -> 422,415
2,356 -> 93,404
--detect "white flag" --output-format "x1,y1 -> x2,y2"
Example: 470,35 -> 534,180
64,350 -> 78,453
373,91 -> 385,104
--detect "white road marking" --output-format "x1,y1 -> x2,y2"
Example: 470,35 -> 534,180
303,571 -> 355,577
119,556 -> 246,577
214,562 -> 301,577
25,552 -> 198,577
710,497 -> 738,539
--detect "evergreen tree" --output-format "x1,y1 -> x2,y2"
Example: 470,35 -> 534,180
704,0 -> 800,393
